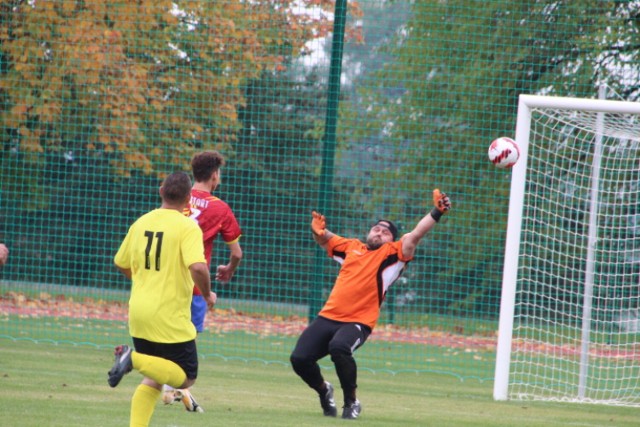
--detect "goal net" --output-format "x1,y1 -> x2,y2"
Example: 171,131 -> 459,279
494,95 -> 640,406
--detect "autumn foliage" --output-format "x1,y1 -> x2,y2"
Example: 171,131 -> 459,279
0,0 -> 360,176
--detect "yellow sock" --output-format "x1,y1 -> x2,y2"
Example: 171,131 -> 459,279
130,384 -> 161,427
131,352 -> 187,388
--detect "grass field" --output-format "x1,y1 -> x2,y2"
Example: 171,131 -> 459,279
0,339 -> 638,427
0,284 -> 501,384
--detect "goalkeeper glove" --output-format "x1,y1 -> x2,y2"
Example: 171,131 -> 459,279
311,211 -> 326,236
430,189 -> 451,222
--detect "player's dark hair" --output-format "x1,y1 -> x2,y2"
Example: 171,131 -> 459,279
161,172 -> 192,203
191,151 -> 226,182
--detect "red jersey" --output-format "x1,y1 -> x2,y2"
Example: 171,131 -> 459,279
318,235 -> 412,329
186,189 -> 242,295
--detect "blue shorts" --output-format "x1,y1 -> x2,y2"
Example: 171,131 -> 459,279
191,295 -> 207,333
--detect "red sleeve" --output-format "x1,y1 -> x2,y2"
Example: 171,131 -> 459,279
220,207 -> 242,243
193,196 -> 241,243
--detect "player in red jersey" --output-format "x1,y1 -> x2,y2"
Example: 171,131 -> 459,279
187,151 -> 243,332
162,151 -> 243,412
290,189 -> 451,419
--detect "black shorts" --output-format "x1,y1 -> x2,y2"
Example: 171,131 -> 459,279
291,316 -> 372,361
132,337 -> 199,380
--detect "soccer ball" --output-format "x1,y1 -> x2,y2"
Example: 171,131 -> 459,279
488,137 -> 520,168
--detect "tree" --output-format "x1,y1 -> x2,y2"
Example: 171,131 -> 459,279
344,0 -> 640,315
0,0 -> 359,288
0,0 -> 338,183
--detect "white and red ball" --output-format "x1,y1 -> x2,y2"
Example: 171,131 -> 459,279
488,137 -> 520,168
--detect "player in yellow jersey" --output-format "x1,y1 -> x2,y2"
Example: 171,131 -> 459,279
290,189 -> 451,419
108,171 -> 216,427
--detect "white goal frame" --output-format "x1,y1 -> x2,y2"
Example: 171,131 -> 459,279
493,94 -> 640,403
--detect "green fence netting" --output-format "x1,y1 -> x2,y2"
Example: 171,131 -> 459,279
1,0 -> 636,381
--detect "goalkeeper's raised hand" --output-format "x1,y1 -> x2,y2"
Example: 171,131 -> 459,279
311,211 -> 326,236
430,189 -> 451,222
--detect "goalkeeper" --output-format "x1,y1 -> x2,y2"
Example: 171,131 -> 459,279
290,189 -> 451,420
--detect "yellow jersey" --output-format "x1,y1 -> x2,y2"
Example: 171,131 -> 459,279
115,208 -> 206,343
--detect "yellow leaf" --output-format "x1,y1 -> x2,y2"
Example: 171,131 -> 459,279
150,100 -> 164,111
12,105 -> 29,118
22,135 -> 43,153
132,93 -> 146,104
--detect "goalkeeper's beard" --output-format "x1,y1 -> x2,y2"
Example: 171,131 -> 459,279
366,236 -> 384,250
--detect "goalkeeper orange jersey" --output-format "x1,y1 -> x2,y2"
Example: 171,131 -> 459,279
318,235 -> 413,329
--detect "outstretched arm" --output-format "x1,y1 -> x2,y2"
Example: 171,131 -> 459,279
401,189 -> 451,259
311,211 -> 334,250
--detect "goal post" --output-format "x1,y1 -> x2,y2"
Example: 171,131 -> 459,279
493,94 -> 640,406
